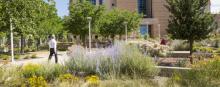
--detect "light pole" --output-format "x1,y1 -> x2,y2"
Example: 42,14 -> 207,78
10,18 -> 14,63
87,17 -> 92,52
124,22 -> 128,43
158,24 -> 161,39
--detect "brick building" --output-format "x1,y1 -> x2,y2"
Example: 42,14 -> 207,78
70,0 -> 211,38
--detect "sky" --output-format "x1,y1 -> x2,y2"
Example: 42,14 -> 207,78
54,0 -> 69,17
211,0 -> 220,13
54,0 -> 220,17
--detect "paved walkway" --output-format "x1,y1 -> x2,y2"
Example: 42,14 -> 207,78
11,51 -> 69,65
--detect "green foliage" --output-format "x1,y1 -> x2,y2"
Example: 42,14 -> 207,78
65,2 -> 141,40
42,64 -> 67,82
193,47 -> 214,53
21,63 -> 66,82
65,2 -> 105,37
171,40 -> 190,51
66,42 -> 159,79
0,32 -> 6,38
168,56 -> 220,87
14,55 -> 20,60
24,55 -> 30,59
31,54 -> 38,59
166,0 -> 216,41
166,0 -> 216,55
216,48 -> 220,53
100,9 -> 141,37
0,0 -> 47,34
58,74 -> 79,83
0,66 -> 26,87
36,0 -> 64,39
21,64 -> 44,78
28,76 -> 48,87
57,42 -> 74,51
0,54 -> 10,60
0,0 -> 64,54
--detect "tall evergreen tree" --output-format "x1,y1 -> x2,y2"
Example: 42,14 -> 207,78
165,0 -> 217,63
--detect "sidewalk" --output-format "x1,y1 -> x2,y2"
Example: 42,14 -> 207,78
10,51 -> 69,66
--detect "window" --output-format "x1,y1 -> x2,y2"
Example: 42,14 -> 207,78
140,25 -> 152,37
138,0 -> 152,18
99,0 -> 103,5
91,0 -> 96,5
112,3 -> 115,6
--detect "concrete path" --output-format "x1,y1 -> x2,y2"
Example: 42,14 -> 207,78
11,51 -> 69,66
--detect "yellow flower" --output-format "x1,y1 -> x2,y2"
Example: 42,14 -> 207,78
85,75 -> 100,86
28,76 -> 48,87
59,74 -> 79,82
22,63 -> 41,71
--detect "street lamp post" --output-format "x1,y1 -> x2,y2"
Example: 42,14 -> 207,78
87,17 -> 92,52
158,24 -> 161,39
124,22 -> 128,43
10,18 -> 14,63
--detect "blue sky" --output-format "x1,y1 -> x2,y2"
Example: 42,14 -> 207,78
54,0 -> 220,17
54,0 -> 69,17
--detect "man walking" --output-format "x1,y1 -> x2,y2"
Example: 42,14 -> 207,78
48,35 -> 58,63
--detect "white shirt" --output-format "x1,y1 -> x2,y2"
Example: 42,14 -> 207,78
49,39 -> 57,50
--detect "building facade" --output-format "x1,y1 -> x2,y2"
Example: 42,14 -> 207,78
70,0 -> 211,38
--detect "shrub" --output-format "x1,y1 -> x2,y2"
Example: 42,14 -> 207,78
168,56 -> 220,87
31,54 -> 37,59
43,64 -> 67,82
0,66 -> 26,87
39,45 -> 49,50
193,47 -> 214,53
171,40 -> 190,51
58,73 -> 78,83
24,55 -> 30,59
14,55 -> 20,60
21,63 -> 67,82
85,75 -> 100,86
216,48 -> 220,53
99,79 -> 158,87
0,54 -> 10,60
28,76 -> 48,87
21,63 -> 44,78
66,41 -> 159,79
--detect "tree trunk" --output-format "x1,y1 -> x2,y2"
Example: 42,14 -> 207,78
111,35 -> 115,44
80,35 -> 86,47
20,35 -> 25,54
119,35 -> 122,40
36,38 -> 40,51
189,40 -> 194,64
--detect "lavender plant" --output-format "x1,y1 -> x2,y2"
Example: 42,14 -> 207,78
66,41 -> 159,79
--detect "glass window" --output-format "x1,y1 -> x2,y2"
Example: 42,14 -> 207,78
138,0 -> 152,18
91,0 -> 96,5
99,0 -> 103,5
138,0 -> 147,15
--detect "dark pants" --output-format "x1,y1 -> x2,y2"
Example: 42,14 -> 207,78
48,48 -> 58,63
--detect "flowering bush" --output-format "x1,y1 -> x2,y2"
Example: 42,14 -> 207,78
66,41 -> 159,79
85,75 -> 100,86
28,76 -> 48,87
168,56 -> 220,87
21,63 -> 66,82
21,63 -> 44,78
58,73 -> 78,82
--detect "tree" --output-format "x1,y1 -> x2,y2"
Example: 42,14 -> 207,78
34,0 -> 64,50
65,1 -> 105,44
0,0 -> 62,53
165,0 -> 217,63
100,9 -> 141,39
